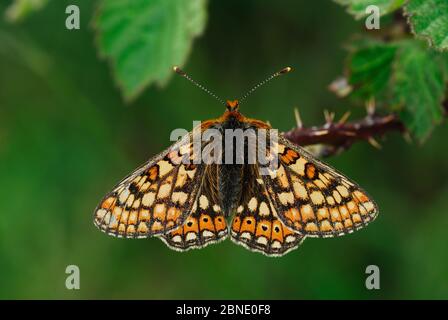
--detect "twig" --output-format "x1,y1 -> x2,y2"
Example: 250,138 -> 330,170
283,99 -> 448,157
283,111 -> 404,157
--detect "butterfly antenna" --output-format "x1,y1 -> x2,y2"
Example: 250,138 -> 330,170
239,67 -> 292,104
173,66 -> 226,106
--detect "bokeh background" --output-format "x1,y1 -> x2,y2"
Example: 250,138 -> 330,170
1,0 -> 447,299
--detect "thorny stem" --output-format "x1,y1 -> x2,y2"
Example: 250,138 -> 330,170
282,100 -> 448,157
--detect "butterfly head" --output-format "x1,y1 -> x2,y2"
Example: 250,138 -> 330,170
226,100 -> 239,112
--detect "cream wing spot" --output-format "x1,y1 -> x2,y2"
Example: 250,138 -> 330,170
96,208 -> 107,220
158,160 -> 174,177
330,208 -> 341,221
142,192 -> 155,207
347,201 -> 357,212
240,232 -> 252,240
290,158 -> 307,175
141,182 -> 151,192
172,192 -> 188,205
171,235 -> 182,243
157,183 -> 171,199
103,212 -> 111,225
118,189 -> 130,204
259,202 -> 270,216
278,192 -> 294,205
339,206 -> 350,219
248,197 -> 258,212
314,179 -> 326,189
113,206 -> 123,219
202,230 -> 214,238
185,167 -> 196,179
310,191 -> 325,205
126,194 -> 135,207
363,201 -> 375,212
132,198 -> 141,209
271,241 -> 282,249
333,191 -> 342,204
139,209 -> 150,222
126,225 -> 136,234
276,166 -> 289,188
185,232 -> 197,241
199,195 -> 209,209
336,185 -> 350,198
317,208 -> 329,220
128,211 -> 138,225
320,220 -> 333,232
137,222 -> 149,234
300,204 -> 314,222
319,173 -> 330,185
293,181 -> 308,199
305,222 -> 318,232
154,204 -> 166,216
256,236 -> 268,245
175,167 -> 188,188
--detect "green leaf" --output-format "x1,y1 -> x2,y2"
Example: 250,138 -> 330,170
405,0 -> 448,51
95,0 -> 208,102
5,0 -> 48,22
347,42 -> 397,101
339,39 -> 447,142
392,42 -> 445,142
334,0 -> 405,19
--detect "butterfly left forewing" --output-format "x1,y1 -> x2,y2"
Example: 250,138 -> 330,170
262,134 -> 378,238
93,132 -> 205,238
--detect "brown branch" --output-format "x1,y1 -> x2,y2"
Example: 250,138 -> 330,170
282,111 -> 405,157
283,100 -> 448,157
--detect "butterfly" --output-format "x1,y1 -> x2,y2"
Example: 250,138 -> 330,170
93,67 -> 378,257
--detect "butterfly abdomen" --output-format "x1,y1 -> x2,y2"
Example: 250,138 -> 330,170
216,112 -> 249,216
218,164 -> 243,217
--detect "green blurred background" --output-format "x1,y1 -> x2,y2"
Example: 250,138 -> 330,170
1,0 -> 447,299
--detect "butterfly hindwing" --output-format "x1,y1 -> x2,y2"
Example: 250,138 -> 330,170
159,189 -> 228,251
262,135 -> 378,238
93,134 -> 205,238
231,170 -> 304,257
159,164 -> 227,251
